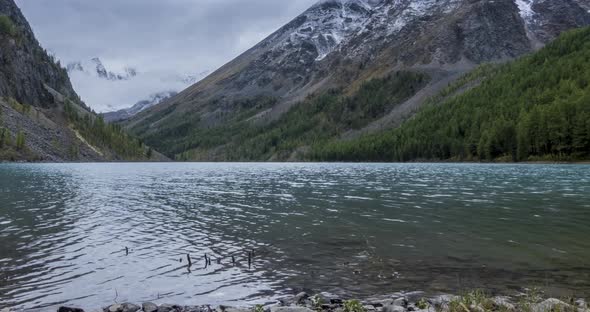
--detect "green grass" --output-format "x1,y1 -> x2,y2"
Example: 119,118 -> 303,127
446,290 -> 498,312
144,71 -> 429,161
343,300 -> 366,312
417,298 -> 429,310
311,295 -> 324,312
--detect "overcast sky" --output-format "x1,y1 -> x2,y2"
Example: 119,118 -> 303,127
15,0 -> 318,112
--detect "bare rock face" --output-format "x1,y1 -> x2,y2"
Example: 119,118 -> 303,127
528,0 -> 590,44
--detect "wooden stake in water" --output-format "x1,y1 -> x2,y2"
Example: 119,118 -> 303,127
125,247 -> 129,256
187,254 -> 192,267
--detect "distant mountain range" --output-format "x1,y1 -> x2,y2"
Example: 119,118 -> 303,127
101,91 -> 178,122
65,57 -> 209,115
66,58 -> 138,81
124,0 -> 590,161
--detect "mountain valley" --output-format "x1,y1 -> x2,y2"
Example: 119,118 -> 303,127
124,0 -> 590,161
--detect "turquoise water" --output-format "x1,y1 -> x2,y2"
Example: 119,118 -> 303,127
0,163 -> 589,310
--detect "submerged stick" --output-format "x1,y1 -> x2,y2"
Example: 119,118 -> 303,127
187,254 -> 192,267
232,256 -> 235,265
125,247 -> 129,256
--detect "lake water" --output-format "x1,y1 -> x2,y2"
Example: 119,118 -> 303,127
0,163 -> 589,311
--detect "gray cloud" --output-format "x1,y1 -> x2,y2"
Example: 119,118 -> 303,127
15,0 -> 318,111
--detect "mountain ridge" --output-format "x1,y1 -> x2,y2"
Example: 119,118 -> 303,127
65,56 -> 210,114
0,0 -> 161,161
312,27 -> 590,162
126,0 -> 590,160
102,91 -> 178,123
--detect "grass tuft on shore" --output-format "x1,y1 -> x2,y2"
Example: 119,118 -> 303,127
344,300 -> 366,312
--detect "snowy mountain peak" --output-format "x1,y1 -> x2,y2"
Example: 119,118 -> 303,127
67,58 -> 138,81
275,0 -> 465,62
314,0 -> 382,9
282,0 -> 378,61
267,0 -> 581,66
64,56 -> 210,113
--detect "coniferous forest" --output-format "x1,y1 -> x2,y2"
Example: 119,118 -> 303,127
311,27 -> 590,162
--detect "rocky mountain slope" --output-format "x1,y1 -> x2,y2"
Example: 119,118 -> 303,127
126,0 -> 590,160
0,0 -> 160,162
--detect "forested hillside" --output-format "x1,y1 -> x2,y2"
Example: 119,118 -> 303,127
165,71 -> 429,160
0,0 -> 159,162
312,27 -> 590,162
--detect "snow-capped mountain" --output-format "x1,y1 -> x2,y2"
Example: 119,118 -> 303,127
64,57 -> 209,113
128,0 -> 590,153
66,58 -> 138,81
102,91 -> 178,122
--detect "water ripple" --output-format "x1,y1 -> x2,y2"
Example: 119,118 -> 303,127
0,163 -> 589,310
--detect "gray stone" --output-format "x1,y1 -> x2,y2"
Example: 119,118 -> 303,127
362,297 -> 381,306
531,298 -> 571,312
270,307 -> 315,312
58,308 -> 85,312
416,308 -> 436,312
0,308 -> 9,312
142,302 -> 158,312
429,295 -> 460,307
223,308 -> 251,312
576,299 -> 588,309
382,304 -> 405,312
320,304 -> 338,310
364,305 -> 376,311
294,292 -> 310,305
392,298 -> 407,307
375,299 -> 394,307
108,304 -> 123,312
157,304 -> 176,312
121,303 -> 140,312
492,297 -> 515,311
403,292 -> 425,303
183,306 -> 211,312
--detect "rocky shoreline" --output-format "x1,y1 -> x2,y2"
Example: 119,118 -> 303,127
22,291 -> 588,312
